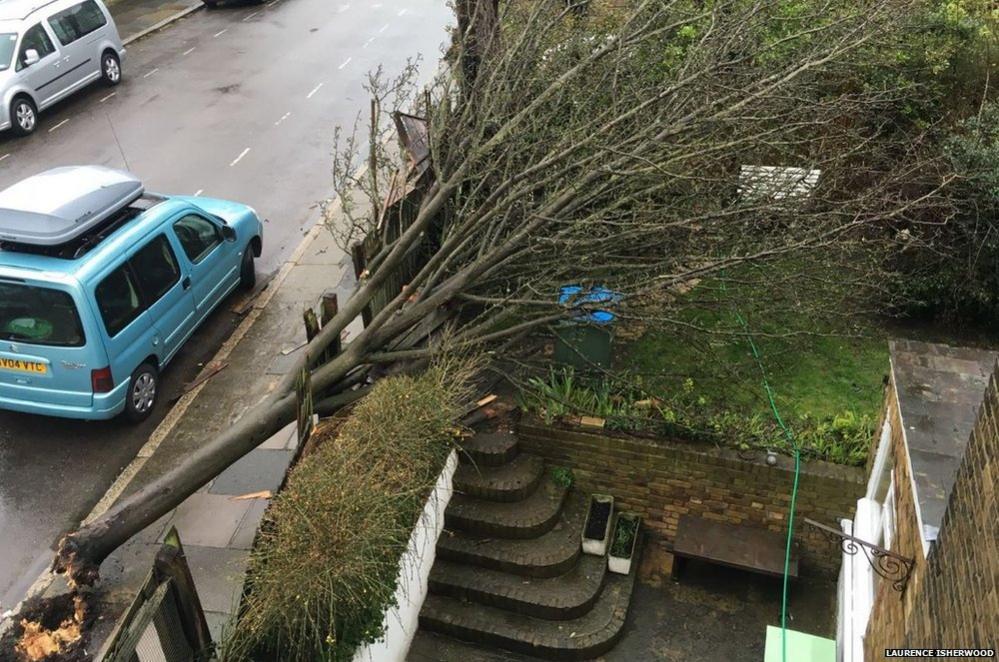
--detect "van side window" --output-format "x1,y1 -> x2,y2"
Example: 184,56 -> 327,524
130,235 -> 180,304
173,215 -> 222,264
47,0 -> 107,46
95,265 -> 144,337
16,24 -> 55,71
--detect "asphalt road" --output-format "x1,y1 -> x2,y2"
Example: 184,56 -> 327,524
0,0 -> 452,612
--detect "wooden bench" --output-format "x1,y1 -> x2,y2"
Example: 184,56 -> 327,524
671,515 -> 799,581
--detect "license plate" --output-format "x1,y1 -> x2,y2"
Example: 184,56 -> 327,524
0,358 -> 47,374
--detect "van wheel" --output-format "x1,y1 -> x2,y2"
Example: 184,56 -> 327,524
10,97 -> 37,136
240,246 -> 256,289
125,363 -> 158,423
101,51 -> 122,86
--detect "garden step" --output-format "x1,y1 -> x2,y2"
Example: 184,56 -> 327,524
446,477 -> 568,539
460,431 -> 520,467
453,453 -> 544,503
419,571 -> 637,661
437,492 -> 585,577
428,554 -> 606,620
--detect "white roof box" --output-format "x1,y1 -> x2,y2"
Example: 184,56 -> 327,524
0,166 -> 143,246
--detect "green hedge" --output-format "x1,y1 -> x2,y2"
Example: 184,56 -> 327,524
220,364 -> 470,662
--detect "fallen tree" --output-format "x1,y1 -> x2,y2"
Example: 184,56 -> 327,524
54,0 -> 952,586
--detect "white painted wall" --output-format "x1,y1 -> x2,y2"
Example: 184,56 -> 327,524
352,450 -> 458,662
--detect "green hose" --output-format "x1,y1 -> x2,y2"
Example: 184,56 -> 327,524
725,290 -> 801,662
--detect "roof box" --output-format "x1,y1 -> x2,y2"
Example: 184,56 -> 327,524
0,166 -> 144,246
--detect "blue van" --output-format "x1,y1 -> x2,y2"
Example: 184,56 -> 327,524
0,166 -> 263,421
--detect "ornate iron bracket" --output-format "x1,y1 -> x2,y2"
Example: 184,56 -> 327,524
804,518 -> 915,593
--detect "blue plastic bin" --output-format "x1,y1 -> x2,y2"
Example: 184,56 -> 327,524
554,286 -> 621,370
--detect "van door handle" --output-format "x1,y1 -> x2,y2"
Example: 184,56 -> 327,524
182,276 -> 191,290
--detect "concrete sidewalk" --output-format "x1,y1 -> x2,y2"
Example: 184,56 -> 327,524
106,0 -> 204,44
85,220 -> 362,647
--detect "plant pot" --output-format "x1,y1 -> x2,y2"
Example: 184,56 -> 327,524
608,513 -> 641,575
581,494 -> 614,555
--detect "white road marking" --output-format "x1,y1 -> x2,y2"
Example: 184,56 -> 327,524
363,36 -> 375,48
0,154 -> 9,162
338,56 -> 352,69
307,82 -> 323,98
266,0 -> 277,5
398,8 -> 407,16
48,119 -> 69,132
194,189 -> 204,196
230,147 -> 251,167
275,111 -> 292,126
243,10 -> 259,20
214,28 -> 228,37
99,91 -> 116,102
337,4 -> 350,12
378,23 -> 389,33
183,46 -> 196,55
143,67 -> 159,78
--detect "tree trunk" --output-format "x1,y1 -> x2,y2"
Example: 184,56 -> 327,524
455,0 -> 499,89
55,393 -> 296,585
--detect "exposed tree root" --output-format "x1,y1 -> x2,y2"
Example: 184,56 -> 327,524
0,593 -> 95,662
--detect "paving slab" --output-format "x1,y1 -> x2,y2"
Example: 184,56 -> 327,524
275,264 -> 345,304
258,420 -> 297,450
204,609 -> 235,644
229,498 -> 270,551
181,545 -> 250,615
209,449 -> 294,496
159,492 -> 256,548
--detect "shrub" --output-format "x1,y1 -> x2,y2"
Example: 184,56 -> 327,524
519,368 -> 873,465
220,361 -> 474,662
551,466 -> 574,488
893,101 -> 999,322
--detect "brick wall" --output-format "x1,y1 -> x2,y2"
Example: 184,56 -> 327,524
517,419 -> 865,575
865,370 -> 999,659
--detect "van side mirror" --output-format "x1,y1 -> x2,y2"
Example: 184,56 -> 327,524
221,225 -> 236,242
22,49 -> 40,67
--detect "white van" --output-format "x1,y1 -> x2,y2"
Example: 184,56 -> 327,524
0,0 -> 125,136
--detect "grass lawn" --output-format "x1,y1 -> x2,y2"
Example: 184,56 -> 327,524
618,310 -> 889,426
609,264 -> 891,464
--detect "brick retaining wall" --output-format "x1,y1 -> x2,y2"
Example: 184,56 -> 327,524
517,420 -> 865,575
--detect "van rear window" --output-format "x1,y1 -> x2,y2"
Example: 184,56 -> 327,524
0,282 -> 85,347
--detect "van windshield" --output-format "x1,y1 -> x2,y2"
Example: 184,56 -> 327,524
0,34 -> 15,72
0,282 -> 85,347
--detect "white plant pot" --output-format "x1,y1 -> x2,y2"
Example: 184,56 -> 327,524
581,494 -> 614,556
607,555 -> 632,575
607,514 -> 640,575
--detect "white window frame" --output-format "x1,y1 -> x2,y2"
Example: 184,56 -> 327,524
882,472 -> 896,551
866,420 -> 892,499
